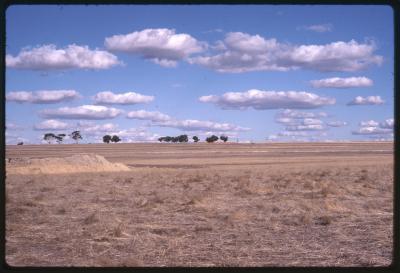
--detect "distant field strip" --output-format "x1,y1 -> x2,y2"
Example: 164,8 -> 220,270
136,149 -> 393,154
6,142 -> 393,170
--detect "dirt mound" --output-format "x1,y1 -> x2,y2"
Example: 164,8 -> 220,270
6,153 -> 131,175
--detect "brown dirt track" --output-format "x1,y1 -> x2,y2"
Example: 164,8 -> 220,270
5,142 -> 394,266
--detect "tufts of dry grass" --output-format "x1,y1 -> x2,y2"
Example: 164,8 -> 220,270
5,142 -> 393,267
83,212 -> 99,225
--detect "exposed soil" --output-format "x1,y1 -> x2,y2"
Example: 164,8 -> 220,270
6,154 -> 131,175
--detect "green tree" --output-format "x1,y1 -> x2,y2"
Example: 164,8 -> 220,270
178,134 -> 188,143
193,136 -> 199,142
206,135 -> 219,143
220,135 -> 228,142
111,135 -> 121,143
103,135 -> 112,143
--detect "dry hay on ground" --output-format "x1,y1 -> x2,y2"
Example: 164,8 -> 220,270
5,143 -> 393,266
6,154 -> 131,175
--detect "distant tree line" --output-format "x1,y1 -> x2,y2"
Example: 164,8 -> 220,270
158,134 -> 228,143
43,131 -> 82,144
41,131 -> 228,144
103,135 -> 121,143
158,134 -> 189,143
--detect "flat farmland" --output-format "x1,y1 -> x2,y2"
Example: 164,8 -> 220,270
5,142 -> 394,266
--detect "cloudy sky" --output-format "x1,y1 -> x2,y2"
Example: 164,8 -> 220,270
5,5 -> 394,144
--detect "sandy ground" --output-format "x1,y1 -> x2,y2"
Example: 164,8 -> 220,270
5,142 -> 394,267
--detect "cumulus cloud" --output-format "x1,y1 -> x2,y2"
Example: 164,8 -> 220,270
276,116 -> 323,126
108,127 -> 160,142
310,77 -> 373,88
155,119 -> 250,132
353,118 -> 394,135
105,28 -> 206,67
126,109 -> 248,133
275,117 -> 299,125
326,121 -> 348,127
40,105 -> 123,120
6,44 -> 121,70
380,118 -> 394,129
6,133 -> 30,145
93,91 -> 154,105
276,109 -> 328,119
6,122 -> 24,130
347,96 -> 385,105
285,124 -> 325,131
277,131 -> 311,137
126,110 -> 171,122
188,32 -> 382,73
6,90 -> 80,104
272,108 -> 334,139
359,120 -> 379,127
76,121 -> 119,135
301,24 -> 333,33
270,131 -> 328,142
199,89 -> 335,110
34,119 -> 70,130
352,127 -> 393,135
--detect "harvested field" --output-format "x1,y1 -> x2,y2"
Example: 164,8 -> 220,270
5,142 -> 394,266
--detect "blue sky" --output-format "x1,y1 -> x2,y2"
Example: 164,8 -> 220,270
5,5 -> 394,144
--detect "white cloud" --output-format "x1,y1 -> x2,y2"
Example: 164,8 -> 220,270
380,118 -> 394,129
352,127 -> 393,135
310,77 -> 373,88
126,110 -> 171,122
199,89 -> 335,110
302,118 -> 324,125
6,44 -> 121,70
201,131 -> 240,138
300,24 -> 333,33
271,131 -> 328,142
125,109 -> 249,133
6,90 -> 80,104
353,118 -> 394,135
6,122 -> 24,130
40,105 -> 123,120
34,119 -> 70,130
155,119 -> 250,132
275,117 -> 299,125
105,28 -> 206,67
277,131 -> 311,137
108,127 -> 160,142
6,133 -> 30,145
189,32 -> 382,73
347,96 -> 385,105
276,109 -> 328,119
326,121 -> 348,127
93,91 -> 154,105
359,120 -> 379,127
285,124 -> 325,131
76,121 -> 119,135
276,116 -> 323,126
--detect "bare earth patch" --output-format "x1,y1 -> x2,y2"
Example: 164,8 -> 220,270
5,142 -> 393,267
6,154 -> 131,175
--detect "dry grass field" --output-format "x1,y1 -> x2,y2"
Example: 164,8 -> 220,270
5,142 -> 394,267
